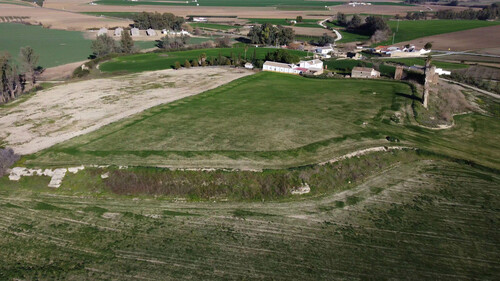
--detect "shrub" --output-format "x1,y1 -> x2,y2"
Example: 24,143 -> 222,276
0,148 -> 20,177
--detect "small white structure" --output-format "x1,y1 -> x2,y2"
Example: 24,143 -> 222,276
97,27 -> 108,36
289,20 -> 297,24
146,28 -> 157,36
245,62 -> 254,69
315,45 -> 334,56
114,27 -> 124,36
130,27 -> 140,37
435,68 -> 451,76
161,29 -> 191,37
351,67 -> 380,78
193,17 -> 207,22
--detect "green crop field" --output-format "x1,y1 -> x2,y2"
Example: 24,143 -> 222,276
384,19 -> 500,45
99,47 -> 307,73
80,11 -> 139,19
1,149 -> 499,279
0,23 -> 92,68
0,23 -> 188,68
245,18 -> 321,28
26,72 -> 500,171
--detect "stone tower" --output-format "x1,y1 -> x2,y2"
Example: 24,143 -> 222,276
422,57 -> 438,109
394,65 -> 404,80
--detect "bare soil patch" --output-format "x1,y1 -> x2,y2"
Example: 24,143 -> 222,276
0,67 -> 252,155
0,4 -> 131,30
394,25 -> 500,53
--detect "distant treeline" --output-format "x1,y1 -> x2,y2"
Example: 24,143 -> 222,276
133,12 -> 185,31
436,4 -> 499,20
247,23 -> 295,46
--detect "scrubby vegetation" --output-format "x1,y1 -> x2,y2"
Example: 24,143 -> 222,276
0,148 -> 19,177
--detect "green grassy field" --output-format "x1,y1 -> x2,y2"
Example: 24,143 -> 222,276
99,47 -> 307,73
383,19 -> 500,45
25,71 -> 500,171
1,149 -> 499,279
325,21 -> 371,43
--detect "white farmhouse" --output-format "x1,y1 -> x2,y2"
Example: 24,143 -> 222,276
351,67 -> 380,78
299,59 -> 323,70
114,27 -> 124,36
146,28 -> 157,36
263,61 -> 302,74
315,45 -> 334,56
97,27 -> 108,36
130,27 -> 140,37
263,59 -> 324,75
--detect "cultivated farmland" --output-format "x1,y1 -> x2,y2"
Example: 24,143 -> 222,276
384,19 -> 500,46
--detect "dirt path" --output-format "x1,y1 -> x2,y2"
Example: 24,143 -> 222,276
440,78 -> 500,99
0,67 -> 253,155
39,60 -> 88,81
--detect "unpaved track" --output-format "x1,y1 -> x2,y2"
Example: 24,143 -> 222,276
0,67 -> 252,155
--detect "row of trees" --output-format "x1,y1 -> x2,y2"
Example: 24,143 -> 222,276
173,49 -> 256,70
133,12 -> 185,31
91,32 -> 135,58
247,23 -> 295,46
436,4 -> 499,20
1,47 -> 40,105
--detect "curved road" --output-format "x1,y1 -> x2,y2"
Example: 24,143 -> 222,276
319,17 -> 342,42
